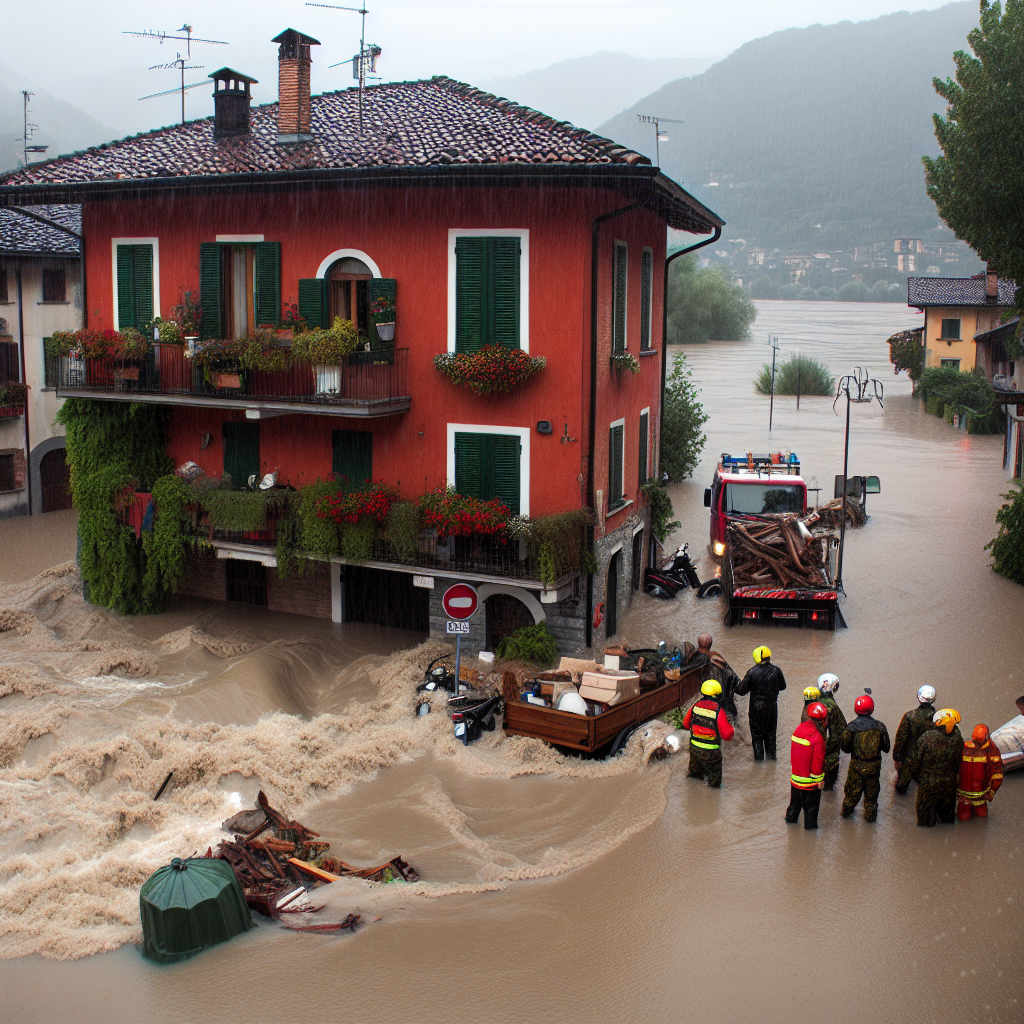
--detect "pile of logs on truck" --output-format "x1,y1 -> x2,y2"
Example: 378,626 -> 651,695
721,501 -> 861,630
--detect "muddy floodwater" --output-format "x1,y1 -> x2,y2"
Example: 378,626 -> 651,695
1,300 -> 1023,1024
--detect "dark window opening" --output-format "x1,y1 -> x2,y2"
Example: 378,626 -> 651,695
0,342 -> 16,383
608,422 -> 624,509
42,268 -> 66,302
332,430 -> 373,486
226,559 -> 268,606
40,447 -> 72,511
605,551 -> 619,637
0,453 -> 16,492
631,529 -> 644,591
940,318 -> 961,340
223,421 -> 260,488
342,565 -> 429,631
640,248 -> 653,350
638,411 -> 649,488
612,241 -> 628,352
940,358 -> 961,370
0,262 -> 8,303
485,593 -> 535,652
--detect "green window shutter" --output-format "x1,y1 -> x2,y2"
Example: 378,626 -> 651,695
454,432 -> 483,497
332,430 -> 373,486
609,424 -> 624,505
255,242 -> 281,327
638,412 -> 649,488
612,242 -> 627,352
116,245 -> 134,330
368,278 -> 397,347
489,238 -> 520,349
455,238 -> 486,353
491,434 -> 521,514
640,249 -> 652,350
222,422 -> 260,487
115,244 -> 153,330
298,278 -> 330,329
200,243 -> 223,340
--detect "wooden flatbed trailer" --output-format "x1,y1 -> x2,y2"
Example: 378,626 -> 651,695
503,664 -> 702,755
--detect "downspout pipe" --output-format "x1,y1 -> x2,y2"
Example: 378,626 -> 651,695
585,186 -> 655,648
15,260 -> 31,515
659,224 -> 723,483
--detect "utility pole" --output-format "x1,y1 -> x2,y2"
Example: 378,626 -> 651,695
768,334 -> 780,431
636,115 -> 684,167
311,3 -> 381,130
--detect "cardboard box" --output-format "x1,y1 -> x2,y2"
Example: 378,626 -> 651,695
578,670 -> 640,706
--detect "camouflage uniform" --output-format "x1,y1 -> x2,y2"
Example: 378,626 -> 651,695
687,748 -> 723,788
840,714 -> 891,822
903,725 -> 965,826
821,695 -> 847,791
893,703 -> 936,793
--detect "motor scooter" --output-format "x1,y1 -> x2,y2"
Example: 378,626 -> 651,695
643,543 -> 723,599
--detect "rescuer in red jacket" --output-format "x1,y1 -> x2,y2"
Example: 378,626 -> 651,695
785,701 -> 827,829
682,679 -> 735,788
957,724 -> 1004,820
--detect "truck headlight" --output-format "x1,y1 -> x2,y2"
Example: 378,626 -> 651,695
713,542 -> 725,557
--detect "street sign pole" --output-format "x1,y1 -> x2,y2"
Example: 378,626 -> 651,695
454,632 -> 461,696
441,584 -> 479,697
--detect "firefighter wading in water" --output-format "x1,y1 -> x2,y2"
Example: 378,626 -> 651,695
840,692 -> 890,822
786,701 -> 828,829
903,708 -> 965,826
735,646 -> 786,760
893,685 -> 938,793
957,724 -> 1004,820
682,680 -> 735,788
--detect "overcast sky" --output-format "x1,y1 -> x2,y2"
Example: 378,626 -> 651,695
3,0 -> 961,134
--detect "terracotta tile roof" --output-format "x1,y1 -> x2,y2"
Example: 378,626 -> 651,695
0,78 -> 722,233
0,205 -> 81,256
908,275 -> 1017,307
974,317 -> 1020,344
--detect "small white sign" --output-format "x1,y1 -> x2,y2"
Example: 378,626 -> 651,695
445,620 -> 470,635
413,575 -> 435,589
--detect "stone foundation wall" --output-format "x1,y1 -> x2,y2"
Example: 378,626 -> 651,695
267,561 -> 331,619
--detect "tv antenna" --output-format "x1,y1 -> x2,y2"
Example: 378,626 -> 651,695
636,114 -> 684,167
126,24 -> 228,124
307,3 -> 381,129
20,91 -> 48,166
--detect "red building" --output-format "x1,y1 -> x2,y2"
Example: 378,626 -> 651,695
0,30 -> 722,651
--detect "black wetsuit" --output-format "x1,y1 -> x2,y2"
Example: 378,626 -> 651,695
736,661 -> 787,760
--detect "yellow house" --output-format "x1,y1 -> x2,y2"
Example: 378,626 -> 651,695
908,273 -> 1015,371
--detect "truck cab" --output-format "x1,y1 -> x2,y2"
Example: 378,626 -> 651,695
704,452 -> 807,557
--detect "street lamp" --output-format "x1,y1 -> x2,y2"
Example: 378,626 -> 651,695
833,367 -> 883,592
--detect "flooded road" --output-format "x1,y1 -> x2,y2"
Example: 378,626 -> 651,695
1,301 -> 1022,1024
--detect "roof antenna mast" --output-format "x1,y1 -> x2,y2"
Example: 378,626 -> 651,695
20,91 -> 48,166
636,114 -> 684,168
307,3 -> 380,130
124,24 -> 228,125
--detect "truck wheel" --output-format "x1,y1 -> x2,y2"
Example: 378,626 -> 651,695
697,579 -> 724,599
607,724 -> 640,758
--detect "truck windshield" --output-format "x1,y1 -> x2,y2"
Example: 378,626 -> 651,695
725,483 -> 804,515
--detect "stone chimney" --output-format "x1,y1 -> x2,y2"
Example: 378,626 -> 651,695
273,29 -> 320,144
210,68 -> 258,140
986,264 -> 999,302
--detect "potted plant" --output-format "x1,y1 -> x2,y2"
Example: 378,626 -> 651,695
291,317 -> 359,395
369,292 -> 396,343
193,338 -> 248,391
0,381 -> 27,418
48,330 -> 86,387
609,352 -> 641,375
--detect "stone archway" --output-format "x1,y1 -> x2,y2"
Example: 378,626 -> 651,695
476,583 -> 544,654
30,436 -> 69,514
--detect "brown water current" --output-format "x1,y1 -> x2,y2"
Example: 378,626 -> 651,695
0,301 -> 1022,1023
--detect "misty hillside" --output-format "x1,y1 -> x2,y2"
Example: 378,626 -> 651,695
481,52 -> 716,132
599,2 -> 978,253
0,66 -> 116,173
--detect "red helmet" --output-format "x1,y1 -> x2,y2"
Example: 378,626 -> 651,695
854,694 -> 874,715
807,701 -> 828,720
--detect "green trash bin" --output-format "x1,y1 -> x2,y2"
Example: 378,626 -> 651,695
140,857 -> 253,964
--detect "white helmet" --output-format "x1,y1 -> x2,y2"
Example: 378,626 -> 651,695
917,685 -> 936,704
817,673 -> 839,694
556,691 -> 588,716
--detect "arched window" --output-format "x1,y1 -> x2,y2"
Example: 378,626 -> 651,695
328,257 -> 373,336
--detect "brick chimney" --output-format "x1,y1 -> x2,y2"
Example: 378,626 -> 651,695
273,29 -> 320,144
986,264 -> 999,302
210,68 -> 258,139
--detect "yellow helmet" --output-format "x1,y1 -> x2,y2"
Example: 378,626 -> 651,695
933,708 -> 961,734
803,686 -> 821,702
701,679 -> 723,698
753,646 -> 771,664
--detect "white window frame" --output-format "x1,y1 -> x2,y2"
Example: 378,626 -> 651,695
640,246 -> 653,350
447,228 -> 530,353
315,248 -> 382,279
446,422 -> 531,516
216,234 -> 265,243
612,239 -> 628,352
111,237 -> 160,326
609,416 -> 626,509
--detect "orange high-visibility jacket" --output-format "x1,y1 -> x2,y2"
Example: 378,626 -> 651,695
957,739 -> 1004,806
790,719 -> 825,790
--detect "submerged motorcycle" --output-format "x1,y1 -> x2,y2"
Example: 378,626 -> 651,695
643,543 -> 723,600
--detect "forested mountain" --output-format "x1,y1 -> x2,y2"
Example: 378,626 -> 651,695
599,2 -> 979,254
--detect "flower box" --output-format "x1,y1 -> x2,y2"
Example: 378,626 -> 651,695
0,405 -> 24,419
215,372 -> 242,390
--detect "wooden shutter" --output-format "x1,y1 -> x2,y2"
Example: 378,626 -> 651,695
368,278 -> 397,347
640,249 -> 652,350
609,423 -> 624,506
490,238 -> 520,349
255,242 -> 281,327
298,278 -> 330,329
116,245 -> 153,329
455,238 -> 486,353
200,243 -> 223,340
612,242 -> 627,352
492,433 -> 521,514
454,432 -> 483,497
222,422 -> 260,487
638,411 -> 649,488
332,430 -> 373,485
0,342 -> 15,383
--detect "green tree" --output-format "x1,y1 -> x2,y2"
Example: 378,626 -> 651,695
749,277 -> 781,300
986,484 -> 1024,584
838,280 -> 871,301
667,254 -> 757,343
660,351 -> 709,480
923,0 -> 1024,339
754,354 -> 835,396
887,328 -> 925,388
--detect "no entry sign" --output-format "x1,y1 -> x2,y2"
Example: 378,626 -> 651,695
442,583 -> 478,620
